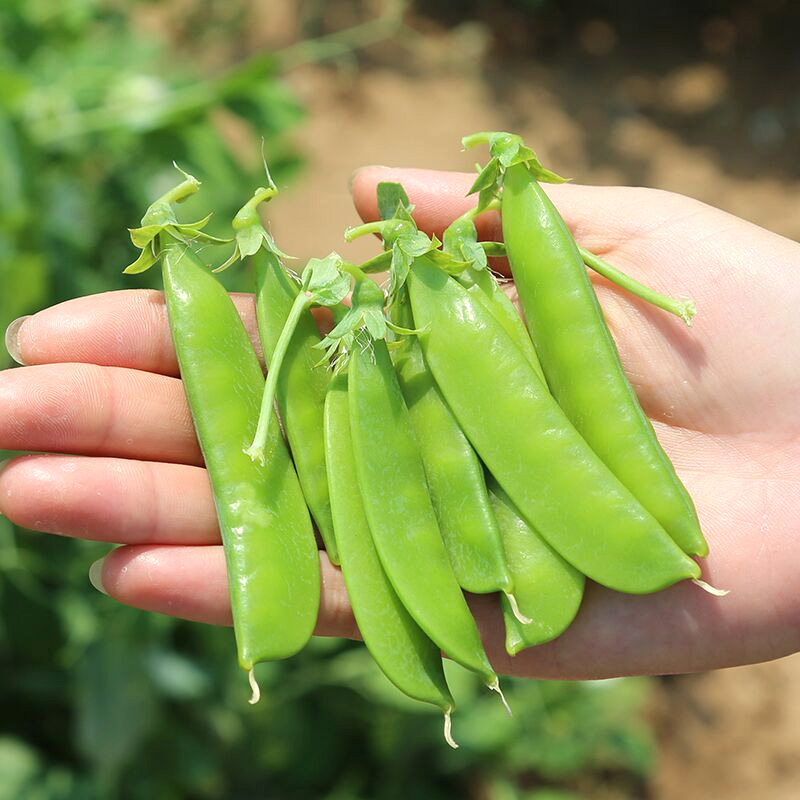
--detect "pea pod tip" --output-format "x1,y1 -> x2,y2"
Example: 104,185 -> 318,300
443,708 -> 459,749
247,668 -> 261,705
692,578 -> 729,597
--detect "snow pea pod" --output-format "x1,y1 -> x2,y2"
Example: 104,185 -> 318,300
324,372 -> 457,746
254,250 -> 339,564
442,211 -> 546,382
162,239 -> 320,678
406,257 -> 701,594
501,162 -> 707,557
457,267 -> 544,382
347,308 -> 500,691
390,289 -> 521,606
124,170 -> 320,690
488,479 -> 584,654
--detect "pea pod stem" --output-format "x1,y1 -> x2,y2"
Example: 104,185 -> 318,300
578,246 -> 696,326
245,290 -> 312,464
458,191 -> 696,324
159,172 -> 200,206
345,220 -> 389,241
594,261 -> 693,328
232,185 -> 278,230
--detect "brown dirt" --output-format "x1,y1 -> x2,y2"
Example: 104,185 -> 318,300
251,8 -> 800,794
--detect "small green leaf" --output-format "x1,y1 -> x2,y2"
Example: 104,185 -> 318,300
481,241 -> 506,257
262,229 -> 293,260
461,239 -> 487,271
129,223 -> 166,249
399,232 -> 435,259
389,247 -> 412,295
491,133 -> 521,167
467,159 -> 500,197
377,182 -> 411,221
237,225 -> 265,259
173,225 -> 231,245
213,244 -> 242,273
123,241 -> 159,274
303,253 -> 352,306
364,309 -> 387,340
175,212 -> 213,232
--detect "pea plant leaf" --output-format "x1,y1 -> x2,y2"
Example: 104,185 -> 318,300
302,253 -> 352,306
124,241 -> 159,274
377,182 -> 412,222
215,183 -> 293,273
315,278 -> 388,370
443,216 -> 487,272
123,165 -> 228,274
462,130 -> 568,205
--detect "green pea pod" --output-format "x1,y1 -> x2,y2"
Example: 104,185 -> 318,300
254,250 -> 338,564
162,238 -> 320,680
390,290 -> 520,606
501,163 -> 707,557
456,267 -> 545,383
407,257 -> 701,595
488,479 -> 584,654
324,372 -> 457,747
348,333 -> 502,693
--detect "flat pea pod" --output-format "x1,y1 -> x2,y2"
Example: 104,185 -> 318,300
456,267 -> 545,382
488,479 -> 584,654
162,238 -> 320,674
390,290 -> 517,600
254,250 -> 339,564
501,163 -> 707,558
324,372 -> 457,745
348,333 -> 499,690
406,257 -> 701,594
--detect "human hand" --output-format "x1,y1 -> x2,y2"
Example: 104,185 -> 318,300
2,168 -> 798,678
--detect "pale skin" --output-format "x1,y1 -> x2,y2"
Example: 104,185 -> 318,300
1,167 -> 799,679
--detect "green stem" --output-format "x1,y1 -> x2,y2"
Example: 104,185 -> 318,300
345,220 -> 390,242
161,175 -> 200,206
245,291 -> 312,464
481,242 -> 506,257
579,246 -> 696,326
461,132 -> 494,150
233,185 -> 278,230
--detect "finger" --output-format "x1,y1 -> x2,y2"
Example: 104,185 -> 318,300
8,289 -> 259,377
0,454 -> 217,544
350,167 -> 706,426
90,530 -> 800,679
350,166 -> 664,252
94,545 -> 357,638
0,363 -> 201,465
7,289 -> 335,375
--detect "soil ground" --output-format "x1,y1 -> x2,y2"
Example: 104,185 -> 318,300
262,15 -> 800,796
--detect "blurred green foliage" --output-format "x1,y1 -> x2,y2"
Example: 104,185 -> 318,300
0,0 -> 303,362
1,2 -> 656,798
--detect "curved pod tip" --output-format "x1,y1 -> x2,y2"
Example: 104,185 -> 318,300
692,578 -> 729,597
489,678 -> 512,717
505,592 -> 533,625
443,709 -> 459,749
248,668 -> 261,705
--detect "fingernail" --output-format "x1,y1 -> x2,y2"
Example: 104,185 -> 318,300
5,315 -> 30,365
89,557 -> 108,595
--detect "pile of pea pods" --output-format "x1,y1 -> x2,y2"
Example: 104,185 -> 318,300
124,133 -> 722,747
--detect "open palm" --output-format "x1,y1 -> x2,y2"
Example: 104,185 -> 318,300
1,166 -> 798,678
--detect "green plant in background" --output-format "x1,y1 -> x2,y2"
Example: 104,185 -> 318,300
0,1 -> 657,797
